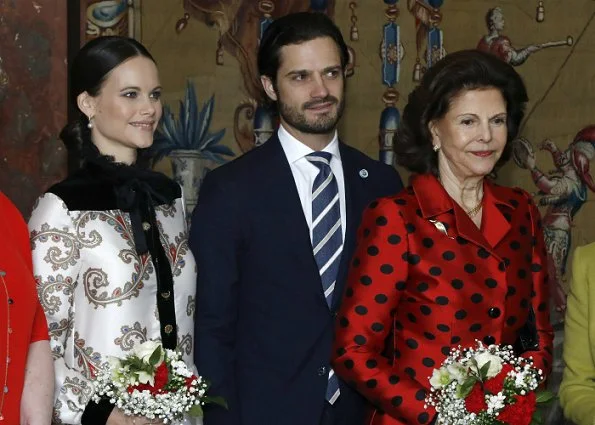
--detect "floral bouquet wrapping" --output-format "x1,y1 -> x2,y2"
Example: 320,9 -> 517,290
425,341 -> 554,425
92,340 -> 225,423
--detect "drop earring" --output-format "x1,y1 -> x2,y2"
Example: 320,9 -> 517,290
87,117 -> 94,129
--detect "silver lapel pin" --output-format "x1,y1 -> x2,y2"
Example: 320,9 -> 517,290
359,169 -> 368,178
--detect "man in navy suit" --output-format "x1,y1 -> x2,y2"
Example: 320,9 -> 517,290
190,12 -> 403,425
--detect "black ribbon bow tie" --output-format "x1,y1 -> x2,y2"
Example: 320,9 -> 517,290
114,178 -> 171,255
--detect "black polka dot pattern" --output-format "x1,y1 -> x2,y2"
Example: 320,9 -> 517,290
331,178 -> 552,425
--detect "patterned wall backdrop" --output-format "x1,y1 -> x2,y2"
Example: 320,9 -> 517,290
80,0 -> 141,43
0,0 -> 67,215
2,1 -> 595,423
141,1 -> 595,423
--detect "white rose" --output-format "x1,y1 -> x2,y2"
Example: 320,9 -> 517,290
107,356 -> 122,370
446,363 -> 468,384
133,340 -> 164,365
136,370 -> 155,385
474,352 -> 503,378
429,367 -> 453,389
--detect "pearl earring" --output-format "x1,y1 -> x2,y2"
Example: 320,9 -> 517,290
87,117 -> 94,129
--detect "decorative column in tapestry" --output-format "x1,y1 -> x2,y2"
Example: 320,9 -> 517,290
407,0 -> 444,82
177,0 -> 338,154
378,0 -> 403,167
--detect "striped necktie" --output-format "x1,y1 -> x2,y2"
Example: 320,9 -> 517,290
306,151 -> 341,404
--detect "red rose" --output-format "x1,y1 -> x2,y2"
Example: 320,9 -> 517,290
497,392 -> 537,425
484,364 -> 515,394
129,363 -> 170,395
465,382 -> 487,414
154,363 -> 169,390
185,375 -> 197,388
133,382 -> 154,393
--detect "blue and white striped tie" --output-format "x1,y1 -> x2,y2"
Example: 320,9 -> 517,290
306,151 -> 341,404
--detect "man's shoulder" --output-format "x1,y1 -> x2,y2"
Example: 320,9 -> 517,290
341,143 -> 398,177
207,138 -> 278,180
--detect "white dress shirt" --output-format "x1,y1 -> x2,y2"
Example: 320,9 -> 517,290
278,124 -> 346,241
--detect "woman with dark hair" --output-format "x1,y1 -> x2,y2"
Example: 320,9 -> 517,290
332,49 -> 553,425
28,36 -> 196,425
0,191 -> 53,424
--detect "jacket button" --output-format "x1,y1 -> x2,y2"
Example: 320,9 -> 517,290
488,307 -> 501,318
164,324 -> 174,334
483,335 -> 496,345
142,222 -> 151,231
161,291 -> 171,299
317,366 -> 327,376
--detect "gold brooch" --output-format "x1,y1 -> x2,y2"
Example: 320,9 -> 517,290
429,219 -> 455,239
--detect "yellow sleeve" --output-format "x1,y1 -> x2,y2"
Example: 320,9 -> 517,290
560,244 -> 595,425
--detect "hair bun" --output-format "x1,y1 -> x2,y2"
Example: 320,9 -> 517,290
59,118 -> 89,154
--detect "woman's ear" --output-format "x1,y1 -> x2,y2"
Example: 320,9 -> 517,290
77,92 -> 96,120
429,121 -> 441,149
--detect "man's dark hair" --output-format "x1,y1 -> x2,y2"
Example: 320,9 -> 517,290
257,12 -> 349,83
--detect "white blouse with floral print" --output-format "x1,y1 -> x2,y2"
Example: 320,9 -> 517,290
29,192 -> 197,424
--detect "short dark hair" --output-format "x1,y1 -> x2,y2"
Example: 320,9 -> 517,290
394,49 -> 528,176
60,36 -> 156,166
257,12 -> 349,82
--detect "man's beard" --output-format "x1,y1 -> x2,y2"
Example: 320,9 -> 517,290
278,95 -> 345,135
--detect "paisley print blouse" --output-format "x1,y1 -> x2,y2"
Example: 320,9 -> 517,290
29,190 -> 196,424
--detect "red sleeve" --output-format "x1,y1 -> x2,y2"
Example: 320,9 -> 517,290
0,193 -> 32,265
523,192 -> 554,376
332,198 -> 434,423
0,192 -> 49,343
30,300 -> 49,342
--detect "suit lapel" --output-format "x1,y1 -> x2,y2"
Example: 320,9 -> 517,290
332,143 -> 364,310
261,137 -> 320,276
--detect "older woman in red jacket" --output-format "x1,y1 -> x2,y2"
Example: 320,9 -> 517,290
332,50 -> 553,425
0,192 -> 53,424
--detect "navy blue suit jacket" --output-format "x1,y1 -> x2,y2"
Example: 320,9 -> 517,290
190,135 -> 402,425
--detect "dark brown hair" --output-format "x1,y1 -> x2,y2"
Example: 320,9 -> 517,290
394,49 -> 528,176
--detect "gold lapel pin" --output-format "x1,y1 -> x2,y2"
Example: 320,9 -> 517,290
429,219 -> 455,239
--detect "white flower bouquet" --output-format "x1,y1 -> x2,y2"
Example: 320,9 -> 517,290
425,341 -> 554,425
92,340 -> 226,423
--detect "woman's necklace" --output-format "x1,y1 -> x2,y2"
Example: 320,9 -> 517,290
0,270 -> 10,421
438,176 -> 483,218
466,199 -> 483,217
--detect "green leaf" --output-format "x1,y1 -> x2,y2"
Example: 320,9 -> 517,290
204,395 -> 228,409
536,390 -> 557,404
457,377 -> 477,399
532,409 -> 543,424
188,404 -> 204,417
479,361 -> 491,380
149,346 -> 162,367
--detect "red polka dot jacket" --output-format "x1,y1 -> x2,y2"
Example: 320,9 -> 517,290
332,173 -> 554,425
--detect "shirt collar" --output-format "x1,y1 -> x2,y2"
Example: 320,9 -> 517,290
278,124 -> 340,164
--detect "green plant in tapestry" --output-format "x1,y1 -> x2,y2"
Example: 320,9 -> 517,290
151,80 -> 234,163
